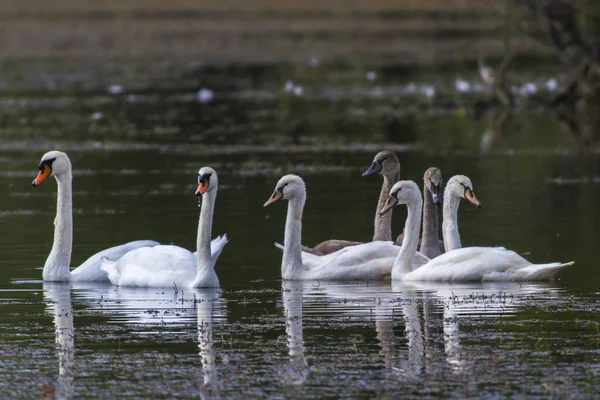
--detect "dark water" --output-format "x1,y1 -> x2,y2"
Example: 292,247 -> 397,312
1,68 -> 600,398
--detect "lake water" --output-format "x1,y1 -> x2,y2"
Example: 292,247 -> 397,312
1,65 -> 600,398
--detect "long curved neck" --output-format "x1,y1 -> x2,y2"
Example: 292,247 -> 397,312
442,190 -> 461,252
373,172 -> 398,241
43,173 -> 73,281
197,190 -> 216,270
392,195 -> 422,280
282,193 -> 305,280
420,184 -> 440,257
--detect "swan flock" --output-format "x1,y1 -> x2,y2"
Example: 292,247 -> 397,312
31,149 -> 573,287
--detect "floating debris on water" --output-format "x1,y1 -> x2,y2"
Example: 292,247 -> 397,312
455,79 -> 471,93
545,78 -> 558,92
284,81 -> 295,93
90,112 -> 103,121
197,88 -> 214,103
108,85 -> 123,95
293,86 -> 304,96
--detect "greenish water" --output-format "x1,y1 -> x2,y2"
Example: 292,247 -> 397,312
1,68 -> 600,398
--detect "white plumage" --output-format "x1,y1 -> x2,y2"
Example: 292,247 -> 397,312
101,167 -> 227,288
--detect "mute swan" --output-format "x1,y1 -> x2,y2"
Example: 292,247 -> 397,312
441,175 -> 481,252
32,151 -> 159,282
301,150 -> 400,256
265,174 -> 426,280
381,180 -> 574,282
100,167 -> 228,288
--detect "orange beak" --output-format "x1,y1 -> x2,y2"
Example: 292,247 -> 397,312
264,190 -> 283,207
32,165 -> 51,186
465,189 -> 482,208
196,180 -> 208,196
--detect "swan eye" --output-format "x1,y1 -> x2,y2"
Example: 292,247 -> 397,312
32,159 -> 55,186
277,183 -> 289,194
37,157 -> 56,171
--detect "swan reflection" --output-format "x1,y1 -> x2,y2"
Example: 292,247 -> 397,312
44,282 -> 75,400
293,280 -> 559,377
196,288 -> 220,398
281,281 -> 309,385
70,284 -> 224,395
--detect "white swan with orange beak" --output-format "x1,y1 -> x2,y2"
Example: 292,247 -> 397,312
100,167 -> 227,288
33,150 -> 159,281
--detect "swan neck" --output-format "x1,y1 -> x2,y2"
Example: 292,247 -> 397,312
373,172 -> 397,241
43,173 -> 73,281
420,184 -> 440,257
282,193 -> 305,279
197,190 -> 216,270
442,190 -> 461,252
392,195 -> 422,280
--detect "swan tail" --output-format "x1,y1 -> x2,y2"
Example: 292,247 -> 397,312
210,234 -> 228,262
506,261 -> 574,281
99,256 -> 120,285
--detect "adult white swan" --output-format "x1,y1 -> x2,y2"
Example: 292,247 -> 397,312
32,151 -> 159,282
101,167 -> 228,288
264,174 -> 426,280
381,180 -> 574,282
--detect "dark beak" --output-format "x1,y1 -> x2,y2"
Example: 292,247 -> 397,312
362,161 -> 382,177
431,184 -> 442,206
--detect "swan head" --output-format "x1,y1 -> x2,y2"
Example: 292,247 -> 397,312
380,180 -> 421,215
195,167 -> 218,196
264,174 -> 305,206
445,175 -> 482,208
424,167 -> 443,206
362,150 -> 400,178
32,151 -> 71,186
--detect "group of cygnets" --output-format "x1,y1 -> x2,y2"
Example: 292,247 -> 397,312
32,150 -> 573,288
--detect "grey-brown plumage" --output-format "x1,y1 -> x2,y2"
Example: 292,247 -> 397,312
396,167 -> 445,258
301,151 -> 401,256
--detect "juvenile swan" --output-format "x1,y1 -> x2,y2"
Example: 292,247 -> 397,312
301,150 -> 400,255
397,167 -> 446,258
101,167 -> 228,288
264,174 -> 426,280
381,180 -> 573,282
32,151 -> 159,282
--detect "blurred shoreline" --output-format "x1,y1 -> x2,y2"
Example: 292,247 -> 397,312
0,0 -> 555,92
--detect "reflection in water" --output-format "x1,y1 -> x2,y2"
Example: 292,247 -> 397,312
44,282 -> 75,400
299,281 -> 560,379
402,281 -> 562,373
281,281 -> 309,385
196,288 -> 220,398
70,284 -> 224,396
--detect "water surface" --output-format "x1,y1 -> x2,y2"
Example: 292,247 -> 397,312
1,65 -> 599,398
